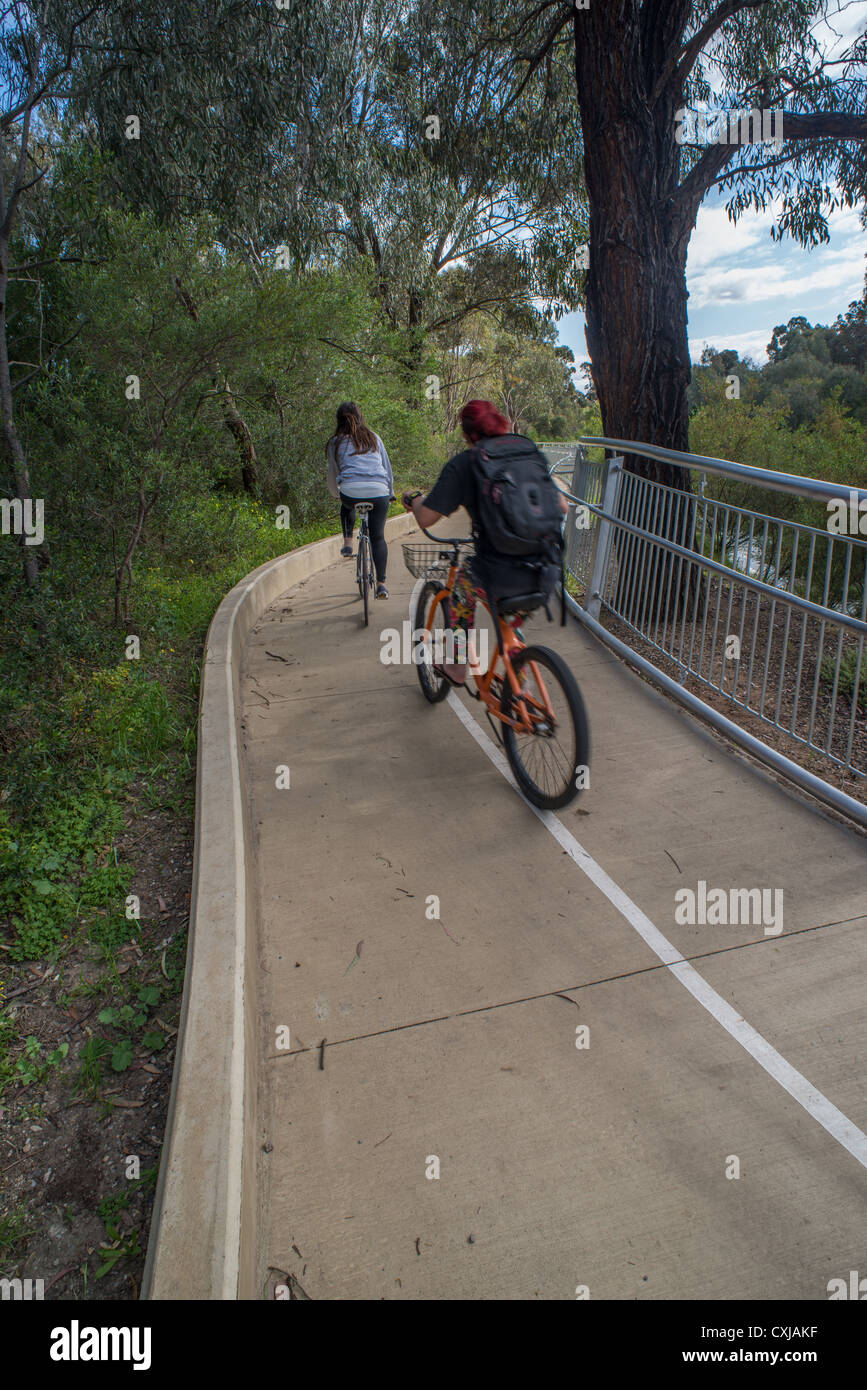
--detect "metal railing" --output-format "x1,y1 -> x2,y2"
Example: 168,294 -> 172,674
554,437 -> 867,828
538,441 -> 581,472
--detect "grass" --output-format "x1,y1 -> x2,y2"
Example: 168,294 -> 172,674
0,1207 -> 37,1264
0,504 -> 344,968
820,646 -> 867,708
74,1035 -> 111,1100
94,1165 -> 159,1278
0,495 -> 346,1258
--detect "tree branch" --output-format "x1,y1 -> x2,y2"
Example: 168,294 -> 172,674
502,3 -> 575,114
652,0 -> 772,103
677,108 -> 867,209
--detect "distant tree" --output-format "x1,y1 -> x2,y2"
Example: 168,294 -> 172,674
689,346 -> 760,411
821,365 -> 867,424
767,317 -> 816,364
0,0 -> 122,587
830,273 -> 867,372
76,1 -> 586,407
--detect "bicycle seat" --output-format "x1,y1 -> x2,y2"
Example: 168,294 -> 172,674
355,502 -> 373,513
496,591 -> 548,616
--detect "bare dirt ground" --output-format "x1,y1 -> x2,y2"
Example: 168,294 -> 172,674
0,789 -> 192,1299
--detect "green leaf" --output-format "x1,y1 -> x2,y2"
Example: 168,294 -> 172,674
137,986 -> 160,1007
32,879 -> 53,895
94,1247 -> 125,1278
141,1031 -> 165,1052
97,1008 -> 117,1025
110,1040 -> 134,1072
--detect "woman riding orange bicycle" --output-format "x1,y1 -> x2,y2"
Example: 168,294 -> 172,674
402,401 -> 568,683
402,401 -> 588,809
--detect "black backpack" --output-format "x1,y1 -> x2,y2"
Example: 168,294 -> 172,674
471,434 -> 564,562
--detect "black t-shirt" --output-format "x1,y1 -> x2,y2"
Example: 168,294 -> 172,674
423,447 -> 477,522
425,444 -> 507,559
423,439 -> 556,596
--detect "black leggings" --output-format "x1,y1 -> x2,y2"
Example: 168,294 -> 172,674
339,492 -> 389,582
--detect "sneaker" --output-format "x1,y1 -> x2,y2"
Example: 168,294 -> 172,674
375,583 -> 389,599
341,544 -> 353,557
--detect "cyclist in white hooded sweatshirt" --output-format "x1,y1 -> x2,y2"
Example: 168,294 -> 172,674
326,401 -> 395,599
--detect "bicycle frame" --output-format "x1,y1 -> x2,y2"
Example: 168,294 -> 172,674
422,551 -> 558,736
355,508 -> 372,581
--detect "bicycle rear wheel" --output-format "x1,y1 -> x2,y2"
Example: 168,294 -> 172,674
501,645 -> 590,809
414,580 -> 451,703
357,533 -> 372,627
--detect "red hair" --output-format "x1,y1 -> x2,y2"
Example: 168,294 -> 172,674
460,400 -> 512,442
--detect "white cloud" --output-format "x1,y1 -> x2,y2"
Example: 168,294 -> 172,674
687,197 -> 866,308
691,251 -> 864,308
687,204 -> 771,269
688,199 -> 863,272
812,1 -> 867,54
689,330 -> 773,364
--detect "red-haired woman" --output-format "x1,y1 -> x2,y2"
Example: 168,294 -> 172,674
327,402 -> 395,598
403,400 -> 568,684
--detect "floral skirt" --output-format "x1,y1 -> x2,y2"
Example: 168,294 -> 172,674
448,559 -> 488,634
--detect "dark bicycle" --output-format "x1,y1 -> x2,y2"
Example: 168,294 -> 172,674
354,501 -> 375,627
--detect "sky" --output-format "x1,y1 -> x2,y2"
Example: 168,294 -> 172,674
555,197 -> 866,372
554,0 -> 867,374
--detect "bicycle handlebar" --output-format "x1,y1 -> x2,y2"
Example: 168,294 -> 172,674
402,490 -> 472,546
417,522 -> 473,546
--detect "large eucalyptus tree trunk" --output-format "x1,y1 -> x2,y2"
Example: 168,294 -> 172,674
572,5 -> 701,621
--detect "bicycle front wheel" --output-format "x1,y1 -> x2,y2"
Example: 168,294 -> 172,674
357,535 -> 372,626
501,645 -> 590,810
414,580 -> 451,703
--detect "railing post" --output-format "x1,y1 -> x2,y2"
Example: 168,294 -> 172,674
572,442 -> 590,504
586,454 -> 623,620
564,443 -> 587,577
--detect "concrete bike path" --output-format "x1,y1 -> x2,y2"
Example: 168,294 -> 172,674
240,524 -> 866,1300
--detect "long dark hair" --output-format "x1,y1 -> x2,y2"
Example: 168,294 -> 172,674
459,399 -> 512,443
329,402 -> 378,455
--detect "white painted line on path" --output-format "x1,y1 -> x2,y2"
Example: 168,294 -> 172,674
446,690 -> 867,1171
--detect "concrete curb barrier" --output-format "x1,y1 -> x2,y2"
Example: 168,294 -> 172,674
142,514 -> 417,1299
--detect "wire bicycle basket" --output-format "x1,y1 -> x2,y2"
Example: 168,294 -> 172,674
401,542 -> 471,579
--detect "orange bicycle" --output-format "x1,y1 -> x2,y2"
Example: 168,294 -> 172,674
402,530 -> 590,809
